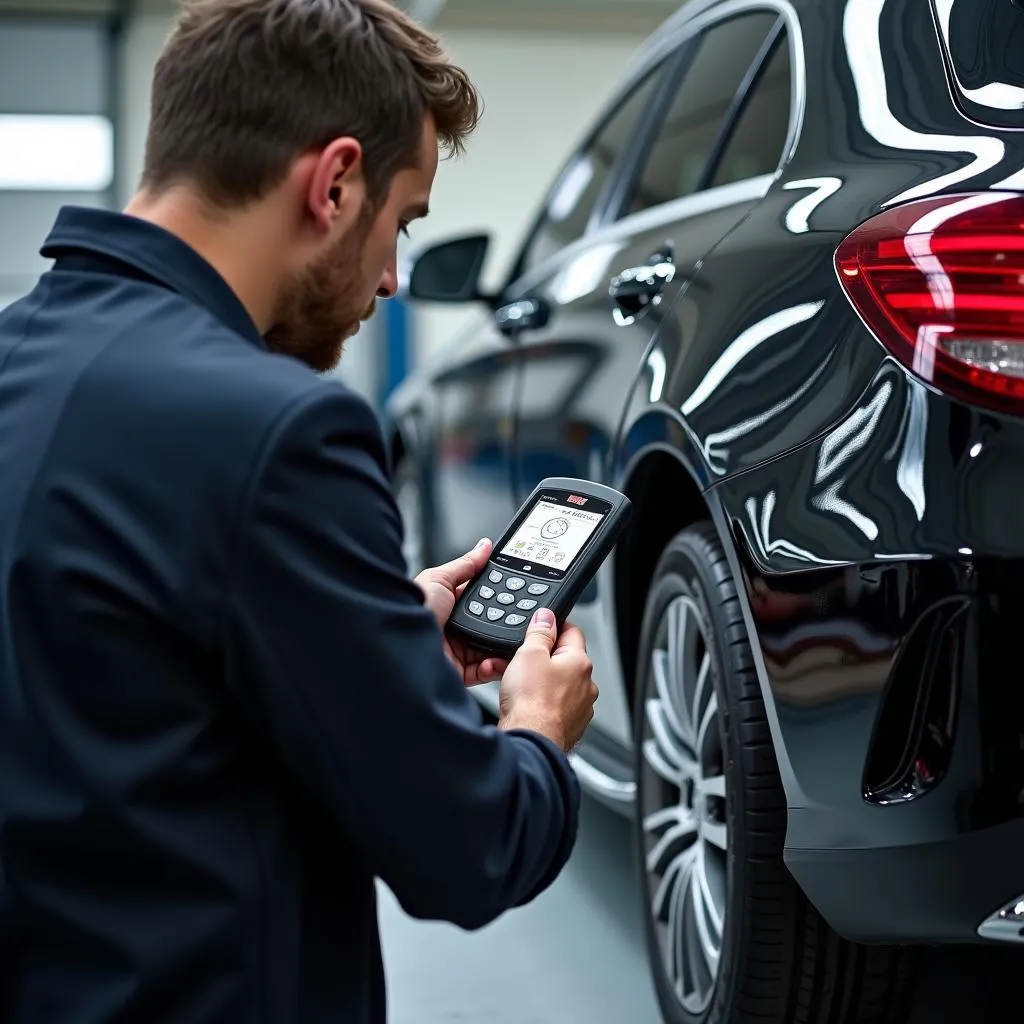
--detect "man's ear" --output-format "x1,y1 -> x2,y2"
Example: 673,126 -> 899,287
308,137 -> 365,232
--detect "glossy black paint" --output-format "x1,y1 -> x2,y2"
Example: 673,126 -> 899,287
387,0 -> 1024,944
933,0 -> 1024,132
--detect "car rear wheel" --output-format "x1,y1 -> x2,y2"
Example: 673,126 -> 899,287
393,457 -> 426,578
633,522 -> 915,1024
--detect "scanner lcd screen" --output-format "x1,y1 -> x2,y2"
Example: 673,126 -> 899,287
499,498 -> 605,572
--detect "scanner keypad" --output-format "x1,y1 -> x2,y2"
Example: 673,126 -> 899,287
473,569 -> 552,627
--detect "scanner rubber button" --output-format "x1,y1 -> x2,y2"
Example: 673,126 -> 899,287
486,607 -> 505,622
527,583 -> 550,596
478,586 -> 495,600
504,614 -> 527,627
488,570 -> 503,584
516,599 -> 538,611
468,601 -> 484,616
496,593 -> 515,605
506,577 -> 526,591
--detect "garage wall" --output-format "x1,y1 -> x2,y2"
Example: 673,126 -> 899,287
114,3 -> 657,386
0,17 -> 114,310
116,7 -> 387,398
407,23 -> 650,363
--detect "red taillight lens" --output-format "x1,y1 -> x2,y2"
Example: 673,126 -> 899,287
835,191 -> 1024,415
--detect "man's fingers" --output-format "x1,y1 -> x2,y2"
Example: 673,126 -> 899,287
477,657 -> 509,683
463,657 -> 506,687
429,537 -> 492,588
553,623 -> 587,655
521,608 -> 558,654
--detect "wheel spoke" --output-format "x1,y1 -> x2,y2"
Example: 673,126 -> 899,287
645,699 -> 698,782
702,820 -> 729,852
696,693 -> 719,766
698,773 -> 726,799
645,812 -> 697,874
665,872 -> 681,992
652,649 -> 688,743
690,852 -> 721,973
666,601 -> 697,745
695,847 -> 724,936
641,588 -> 730,1017
689,652 -> 711,731
642,736 -> 681,788
652,843 -> 695,921
667,850 -> 693,995
643,804 -> 691,833
679,863 -> 700,1001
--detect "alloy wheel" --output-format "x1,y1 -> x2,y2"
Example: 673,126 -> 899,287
639,594 -> 729,1016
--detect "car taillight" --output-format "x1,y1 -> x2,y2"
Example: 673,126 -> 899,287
835,191 -> 1024,415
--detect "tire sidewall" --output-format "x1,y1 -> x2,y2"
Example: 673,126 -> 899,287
632,529 -> 748,1024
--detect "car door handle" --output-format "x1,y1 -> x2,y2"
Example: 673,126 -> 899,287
495,296 -> 550,336
609,249 -> 676,327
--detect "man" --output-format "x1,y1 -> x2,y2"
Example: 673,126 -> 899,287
0,1 -> 599,1021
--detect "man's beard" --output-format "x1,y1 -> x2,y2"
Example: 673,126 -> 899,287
265,207 -> 376,374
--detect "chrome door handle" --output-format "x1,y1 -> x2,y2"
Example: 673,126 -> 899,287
495,296 -> 550,336
609,249 -> 676,327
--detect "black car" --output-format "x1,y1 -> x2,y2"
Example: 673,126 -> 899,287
385,0 -> 1024,1020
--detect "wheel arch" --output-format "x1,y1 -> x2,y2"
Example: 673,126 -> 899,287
612,410 -> 803,810
613,435 -> 715,719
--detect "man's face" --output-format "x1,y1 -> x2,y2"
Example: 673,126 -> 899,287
266,120 -> 438,373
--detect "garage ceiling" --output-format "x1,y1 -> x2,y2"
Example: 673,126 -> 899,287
0,0 -> 118,12
435,0 -> 679,32
0,0 -> 685,29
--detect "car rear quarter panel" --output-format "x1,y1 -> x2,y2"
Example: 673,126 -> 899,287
611,0 -> 1024,865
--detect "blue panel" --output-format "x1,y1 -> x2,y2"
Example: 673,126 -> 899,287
381,296 -> 412,406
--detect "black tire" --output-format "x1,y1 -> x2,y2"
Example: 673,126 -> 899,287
633,522 -> 915,1024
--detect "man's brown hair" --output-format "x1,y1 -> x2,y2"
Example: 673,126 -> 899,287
142,0 -> 480,208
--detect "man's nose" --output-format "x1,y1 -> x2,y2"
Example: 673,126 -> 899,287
377,261 -> 398,300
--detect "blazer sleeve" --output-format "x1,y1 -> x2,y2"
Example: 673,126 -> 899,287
221,386 -> 581,930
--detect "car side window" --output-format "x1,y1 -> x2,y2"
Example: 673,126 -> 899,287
623,11 -> 781,217
517,65 -> 666,277
709,32 -> 792,189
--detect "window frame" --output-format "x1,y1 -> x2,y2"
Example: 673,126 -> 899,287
605,9 -> 789,225
500,0 -> 805,296
699,16 -> 787,191
502,51 -> 684,289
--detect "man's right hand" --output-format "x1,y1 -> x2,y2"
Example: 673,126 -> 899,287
497,609 -> 598,753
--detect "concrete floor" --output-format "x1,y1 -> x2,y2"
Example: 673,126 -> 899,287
379,795 -> 1024,1024
379,796 -> 660,1024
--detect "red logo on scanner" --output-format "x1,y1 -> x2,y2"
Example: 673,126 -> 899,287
566,495 -> 587,506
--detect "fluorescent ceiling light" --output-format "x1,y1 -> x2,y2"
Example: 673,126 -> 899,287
0,114 -> 113,191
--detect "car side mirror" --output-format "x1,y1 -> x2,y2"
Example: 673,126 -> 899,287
403,233 -> 492,304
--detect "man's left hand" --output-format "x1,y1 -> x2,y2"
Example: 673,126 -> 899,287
415,538 -> 511,686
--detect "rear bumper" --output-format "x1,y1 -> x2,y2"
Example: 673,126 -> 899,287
787,817 -> 1024,945
704,359 -> 1024,945
761,554 -> 1024,945
711,527 -> 1024,944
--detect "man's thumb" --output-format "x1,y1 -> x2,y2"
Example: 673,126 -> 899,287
523,608 -> 557,651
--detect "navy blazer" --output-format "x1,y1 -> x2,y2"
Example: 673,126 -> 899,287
0,207 -> 580,1023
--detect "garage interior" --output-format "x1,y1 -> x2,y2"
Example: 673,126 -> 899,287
1,1 -> 1023,1021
